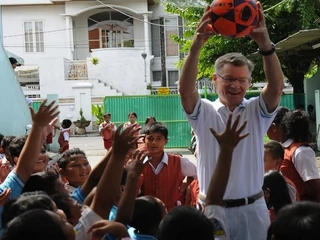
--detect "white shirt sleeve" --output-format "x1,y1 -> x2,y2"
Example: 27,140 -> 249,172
63,131 -> 70,141
98,123 -> 104,134
293,146 -> 320,182
184,96 -> 217,134
204,205 -> 227,240
180,157 -> 197,179
74,207 -> 103,240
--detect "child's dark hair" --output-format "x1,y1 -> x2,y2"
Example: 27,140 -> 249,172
57,148 -> 86,170
281,110 -> 310,142
158,206 -> 214,240
145,123 -> 168,139
267,202 -> 320,240
1,136 -> 15,150
273,107 -> 290,125
128,112 -> 137,118
51,194 -> 73,221
1,209 -> 68,240
264,141 -> 284,160
8,135 -> 28,164
104,113 -> 111,117
263,171 -> 292,214
130,196 -> 164,236
22,172 -> 61,196
145,116 -> 157,125
62,119 -> 72,128
2,191 -> 54,228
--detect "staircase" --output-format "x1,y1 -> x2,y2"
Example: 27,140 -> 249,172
88,79 -> 123,96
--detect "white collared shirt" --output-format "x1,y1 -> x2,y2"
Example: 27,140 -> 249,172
283,139 -> 320,182
185,94 -> 277,199
60,127 -> 70,141
146,153 -> 197,178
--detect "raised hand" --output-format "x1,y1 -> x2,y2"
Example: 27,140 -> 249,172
112,123 -> 142,156
126,149 -> 149,178
87,220 -> 129,240
192,6 -> 216,51
210,114 -> 249,150
248,1 -> 272,50
30,100 -> 59,129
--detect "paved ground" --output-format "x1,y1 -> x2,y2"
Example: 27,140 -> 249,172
66,133 -> 320,172
68,133 -> 196,167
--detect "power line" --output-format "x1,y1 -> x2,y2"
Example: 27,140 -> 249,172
2,0 -> 288,39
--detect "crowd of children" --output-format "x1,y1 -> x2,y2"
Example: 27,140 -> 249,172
0,99 -> 320,240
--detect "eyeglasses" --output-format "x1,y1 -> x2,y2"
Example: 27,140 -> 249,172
216,73 -> 251,84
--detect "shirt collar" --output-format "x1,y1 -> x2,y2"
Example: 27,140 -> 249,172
213,98 -> 246,111
283,138 -> 294,148
162,153 -> 169,165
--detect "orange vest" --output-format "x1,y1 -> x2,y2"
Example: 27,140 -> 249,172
139,154 -> 184,211
101,122 -> 115,140
280,142 -> 314,201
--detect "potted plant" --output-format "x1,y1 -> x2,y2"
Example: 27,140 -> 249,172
73,108 -> 91,135
91,104 -> 105,130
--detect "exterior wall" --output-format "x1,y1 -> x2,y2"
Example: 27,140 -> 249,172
2,5 -> 71,65
88,48 -> 150,95
38,57 -> 122,98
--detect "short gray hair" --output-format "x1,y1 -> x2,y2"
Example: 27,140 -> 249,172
214,52 -> 254,74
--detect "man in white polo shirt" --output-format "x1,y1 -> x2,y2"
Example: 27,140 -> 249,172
179,4 -> 284,240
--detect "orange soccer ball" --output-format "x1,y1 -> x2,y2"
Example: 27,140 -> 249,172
210,0 -> 259,38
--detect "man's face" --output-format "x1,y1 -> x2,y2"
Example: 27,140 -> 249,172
144,132 -> 167,155
213,64 -> 251,109
104,115 -> 111,122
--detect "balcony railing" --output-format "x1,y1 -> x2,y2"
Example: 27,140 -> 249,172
65,60 -> 88,80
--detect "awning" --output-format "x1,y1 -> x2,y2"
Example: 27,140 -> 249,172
5,50 -> 24,65
249,28 -> 320,57
275,29 -> 320,53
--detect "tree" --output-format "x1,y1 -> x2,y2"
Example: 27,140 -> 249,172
164,0 -> 320,105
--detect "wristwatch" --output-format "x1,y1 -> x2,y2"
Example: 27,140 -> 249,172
258,43 -> 276,56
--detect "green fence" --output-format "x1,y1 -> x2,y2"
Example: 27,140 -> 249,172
104,95 -> 190,148
31,93 -> 304,148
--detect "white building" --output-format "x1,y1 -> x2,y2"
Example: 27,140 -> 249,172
2,0 -> 182,96
1,0 -> 182,128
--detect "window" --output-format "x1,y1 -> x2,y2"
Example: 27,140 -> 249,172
152,71 -> 162,82
165,18 -> 179,57
151,19 -> 161,57
24,21 -> 44,53
168,70 -> 179,86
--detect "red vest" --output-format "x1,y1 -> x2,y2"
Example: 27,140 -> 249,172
58,129 -> 70,146
280,142 -> 314,201
101,122 -> 115,140
140,154 -> 184,211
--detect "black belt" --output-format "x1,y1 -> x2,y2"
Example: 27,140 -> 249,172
199,190 -> 264,208
223,190 -> 264,208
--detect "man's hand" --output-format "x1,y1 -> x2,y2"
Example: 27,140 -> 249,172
210,114 -> 249,151
30,100 -> 59,129
191,6 -> 216,53
249,1 -> 272,51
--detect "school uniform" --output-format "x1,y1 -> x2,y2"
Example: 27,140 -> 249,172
138,153 -> 197,211
58,128 -> 70,153
281,139 -> 320,201
99,122 -> 116,150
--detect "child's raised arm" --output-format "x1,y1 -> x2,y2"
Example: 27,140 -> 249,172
15,100 -> 59,182
206,114 -> 249,206
90,124 -> 141,218
115,149 -> 148,225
